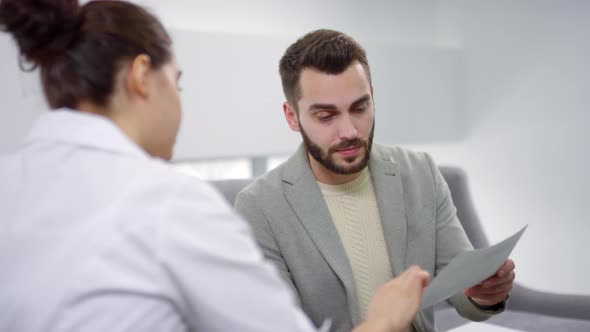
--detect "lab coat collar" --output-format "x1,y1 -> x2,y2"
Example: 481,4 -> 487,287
25,109 -> 150,159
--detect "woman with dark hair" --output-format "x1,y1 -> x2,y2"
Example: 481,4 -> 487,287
0,1 -> 428,332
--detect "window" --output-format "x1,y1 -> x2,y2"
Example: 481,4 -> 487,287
174,158 -> 252,180
267,155 -> 289,171
174,155 -> 291,180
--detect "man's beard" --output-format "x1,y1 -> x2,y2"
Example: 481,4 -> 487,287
300,122 -> 374,175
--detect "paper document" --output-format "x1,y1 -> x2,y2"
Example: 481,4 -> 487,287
420,225 -> 527,309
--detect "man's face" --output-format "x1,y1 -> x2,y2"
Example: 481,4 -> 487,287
286,61 -> 375,177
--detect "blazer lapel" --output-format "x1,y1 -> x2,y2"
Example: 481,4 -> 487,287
369,155 -> 408,278
370,151 -> 429,332
282,145 -> 360,323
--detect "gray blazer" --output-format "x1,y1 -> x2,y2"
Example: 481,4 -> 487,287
235,144 -> 499,332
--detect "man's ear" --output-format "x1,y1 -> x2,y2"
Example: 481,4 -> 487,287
283,102 -> 300,132
126,54 -> 152,98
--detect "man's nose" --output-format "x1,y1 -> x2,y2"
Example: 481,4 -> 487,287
338,115 -> 358,141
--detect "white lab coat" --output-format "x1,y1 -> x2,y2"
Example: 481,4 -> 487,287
0,110 -> 322,332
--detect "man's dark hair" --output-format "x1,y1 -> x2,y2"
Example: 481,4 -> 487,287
279,29 -> 371,108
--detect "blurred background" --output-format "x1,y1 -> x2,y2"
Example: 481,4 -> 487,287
1,0 -> 588,298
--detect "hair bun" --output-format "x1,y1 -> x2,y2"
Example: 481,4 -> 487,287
0,0 -> 80,66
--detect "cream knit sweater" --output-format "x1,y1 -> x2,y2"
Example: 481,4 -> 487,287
318,169 -> 393,319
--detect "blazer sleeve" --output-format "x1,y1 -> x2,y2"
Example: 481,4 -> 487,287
234,188 -> 303,306
425,153 -> 504,321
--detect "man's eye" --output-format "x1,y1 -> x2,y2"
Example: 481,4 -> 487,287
318,114 -> 333,121
354,106 -> 366,113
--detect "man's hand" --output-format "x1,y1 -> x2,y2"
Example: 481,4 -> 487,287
354,265 -> 429,332
464,258 -> 515,307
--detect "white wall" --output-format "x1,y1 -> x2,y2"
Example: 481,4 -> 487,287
1,1 -> 459,159
171,29 -> 462,159
0,35 -> 46,154
0,0 -> 460,160
414,0 -> 590,295
137,0 -> 439,45
156,0 -> 460,159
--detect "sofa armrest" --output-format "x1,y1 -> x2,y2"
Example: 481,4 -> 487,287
509,283 -> 590,320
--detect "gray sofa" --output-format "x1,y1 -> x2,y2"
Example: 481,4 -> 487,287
210,165 -> 590,331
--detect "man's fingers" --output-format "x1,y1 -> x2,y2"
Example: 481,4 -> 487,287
464,259 -> 516,306
497,259 -> 515,277
476,270 -> 514,289
469,282 -> 513,296
482,271 -> 515,288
